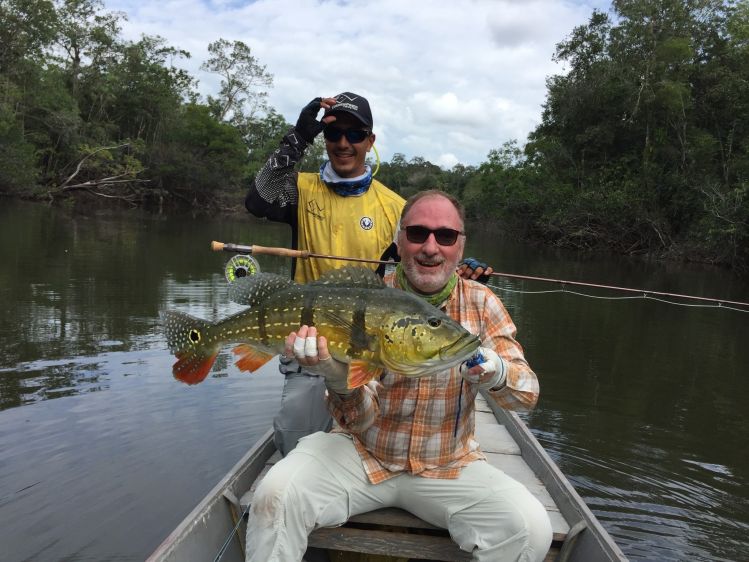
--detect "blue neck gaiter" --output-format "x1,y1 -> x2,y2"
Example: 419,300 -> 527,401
320,161 -> 373,196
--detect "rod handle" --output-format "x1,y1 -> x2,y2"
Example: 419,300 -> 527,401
211,241 -> 309,259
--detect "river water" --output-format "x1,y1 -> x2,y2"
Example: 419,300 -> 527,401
0,200 -> 747,561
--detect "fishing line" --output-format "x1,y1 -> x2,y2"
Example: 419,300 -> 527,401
211,241 -> 749,312
486,283 -> 749,312
371,143 -> 380,176
212,501 -> 251,562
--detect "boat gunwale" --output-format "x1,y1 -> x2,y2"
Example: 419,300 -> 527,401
482,392 -> 627,561
145,428 -> 275,562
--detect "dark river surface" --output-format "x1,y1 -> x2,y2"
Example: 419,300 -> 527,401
0,200 -> 747,561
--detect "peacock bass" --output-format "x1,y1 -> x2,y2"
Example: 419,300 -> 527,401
163,266 -> 480,388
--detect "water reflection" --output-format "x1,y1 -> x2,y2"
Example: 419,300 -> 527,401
0,359 -> 107,408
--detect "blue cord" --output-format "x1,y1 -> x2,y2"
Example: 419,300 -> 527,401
453,379 -> 464,438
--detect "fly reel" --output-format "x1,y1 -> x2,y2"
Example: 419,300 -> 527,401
224,254 -> 260,282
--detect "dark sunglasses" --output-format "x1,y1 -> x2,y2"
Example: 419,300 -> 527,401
323,126 -> 371,144
404,225 -> 465,246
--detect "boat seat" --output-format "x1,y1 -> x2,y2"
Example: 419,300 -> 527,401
239,452 -> 565,562
308,506 -> 563,562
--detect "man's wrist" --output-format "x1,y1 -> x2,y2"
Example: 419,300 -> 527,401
479,356 -> 507,390
285,128 -> 309,152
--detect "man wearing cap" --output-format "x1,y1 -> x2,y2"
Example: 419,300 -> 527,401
246,94 -> 494,458
245,93 -> 406,457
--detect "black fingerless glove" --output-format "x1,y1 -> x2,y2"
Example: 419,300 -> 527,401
295,98 -> 324,143
460,257 -> 491,284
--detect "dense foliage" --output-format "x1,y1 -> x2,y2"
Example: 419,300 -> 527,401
0,0 -> 276,209
519,0 -> 749,269
1,0 -> 747,270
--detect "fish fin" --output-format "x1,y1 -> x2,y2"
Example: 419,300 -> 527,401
347,361 -> 383,389
172,350 -> 219,385
232,344 -> 275,372
316,309 -> 377,356
311,266 -> 385,289
162,310 -> 220,385
228,273 -> 294,306
314,308 -> 355,336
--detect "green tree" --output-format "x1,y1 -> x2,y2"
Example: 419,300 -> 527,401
201,39 -> 273,124
0,0 -> 59,192
0,79 -> 39,192
54,0 -> 121,95
152,104 -> 247,208
524,0 -> 748,266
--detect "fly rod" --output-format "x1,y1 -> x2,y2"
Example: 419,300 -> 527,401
211,241 -> 749,309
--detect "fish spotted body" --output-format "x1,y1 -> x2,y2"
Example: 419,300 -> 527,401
163,266 -> 480,387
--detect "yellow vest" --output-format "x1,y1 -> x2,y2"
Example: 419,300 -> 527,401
295,173 -> 405,283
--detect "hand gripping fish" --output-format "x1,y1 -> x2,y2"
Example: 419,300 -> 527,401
163,266 -> 480,388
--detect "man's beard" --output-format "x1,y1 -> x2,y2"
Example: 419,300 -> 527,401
402,254 -> 459,294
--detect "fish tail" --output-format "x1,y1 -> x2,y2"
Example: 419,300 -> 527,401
162,310 -> 219,385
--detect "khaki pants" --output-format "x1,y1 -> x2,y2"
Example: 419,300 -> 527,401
246,432 -> 552,562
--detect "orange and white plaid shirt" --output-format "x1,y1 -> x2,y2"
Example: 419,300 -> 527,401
327,275 -> 540,485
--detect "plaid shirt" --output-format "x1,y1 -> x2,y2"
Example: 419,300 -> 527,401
327,275 -> 539,484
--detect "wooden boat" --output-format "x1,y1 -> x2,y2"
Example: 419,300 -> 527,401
147,392 -> 627,561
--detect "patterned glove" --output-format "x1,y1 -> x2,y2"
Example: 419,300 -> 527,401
307,356 -> 352,395
458,258 -> 492,284
289,333 -> 351,394
295,98 -> 324,143
460,347 -> 507,390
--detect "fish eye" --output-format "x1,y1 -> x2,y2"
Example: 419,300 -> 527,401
189,329 -> 201,343
427,317 -> 441,328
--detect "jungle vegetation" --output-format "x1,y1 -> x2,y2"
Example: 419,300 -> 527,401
1,0 -> 747,270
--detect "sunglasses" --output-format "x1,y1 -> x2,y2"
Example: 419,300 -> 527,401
323,126 -> 371,144
404,225 -> 465,246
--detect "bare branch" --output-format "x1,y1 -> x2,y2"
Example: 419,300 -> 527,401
59,143 -> 131,189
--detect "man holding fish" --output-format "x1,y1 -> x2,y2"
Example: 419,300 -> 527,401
244,190 -> 552,562
245,94 -> 493,457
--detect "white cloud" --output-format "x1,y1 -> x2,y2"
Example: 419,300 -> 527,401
104,0 -> 609,166
436,153 -> 460,169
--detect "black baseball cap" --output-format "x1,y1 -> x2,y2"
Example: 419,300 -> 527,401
324,92 -> 373,128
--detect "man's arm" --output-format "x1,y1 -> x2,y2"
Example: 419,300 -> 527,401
285,325 -> 381,432
326,383 -> 380,433
245,98 -> 328,223
471,288 -> 540,411
244,128 -> 307,223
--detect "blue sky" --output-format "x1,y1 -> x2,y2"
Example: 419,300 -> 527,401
104,0 -> 613,167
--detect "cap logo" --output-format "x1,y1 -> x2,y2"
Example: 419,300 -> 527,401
328,92 -> 372,127
333,93 -> 361,112
335,93 -> 360,103
333,101 -> 359,112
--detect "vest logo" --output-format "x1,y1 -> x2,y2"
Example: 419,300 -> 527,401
360,216 -> 374,230
307,199 -> 325,219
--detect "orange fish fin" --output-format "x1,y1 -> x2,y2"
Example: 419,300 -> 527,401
347,361 -> 383,389
232,344 -> 275,373
173,351 -> 219,385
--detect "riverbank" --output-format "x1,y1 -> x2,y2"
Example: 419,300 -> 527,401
10,192 -> 746,277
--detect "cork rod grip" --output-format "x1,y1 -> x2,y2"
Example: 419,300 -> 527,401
210,241 -> 309,259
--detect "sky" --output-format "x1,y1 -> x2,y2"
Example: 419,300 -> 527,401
103,0 -> 613,168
